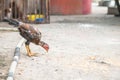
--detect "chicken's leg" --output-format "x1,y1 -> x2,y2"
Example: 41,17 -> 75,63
25,41 -> 35,57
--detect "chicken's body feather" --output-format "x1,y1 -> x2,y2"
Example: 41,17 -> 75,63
18,24 -> 41,45
5,19 -> 49,57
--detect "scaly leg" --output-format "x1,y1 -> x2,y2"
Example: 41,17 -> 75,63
25,44 -> 36,57
25,41 -> 35,57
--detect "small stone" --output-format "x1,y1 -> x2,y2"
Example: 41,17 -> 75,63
0,72 -> 4,75
18,73 -> 21,75
32,58 -> 34,60
55,69 -> 58,72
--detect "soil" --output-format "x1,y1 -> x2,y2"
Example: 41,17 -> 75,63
0,32 -> 21,80
0,3 -> 120,80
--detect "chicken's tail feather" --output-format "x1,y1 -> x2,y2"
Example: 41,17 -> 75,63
3,18 -> 23,27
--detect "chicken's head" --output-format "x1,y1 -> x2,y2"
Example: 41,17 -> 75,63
42,43 -> 49,52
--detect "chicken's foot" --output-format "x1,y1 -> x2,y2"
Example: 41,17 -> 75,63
25,44 -> 35,57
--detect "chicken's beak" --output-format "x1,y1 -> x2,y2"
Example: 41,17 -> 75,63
46,49 -> 49,53
45,46 -> 49,53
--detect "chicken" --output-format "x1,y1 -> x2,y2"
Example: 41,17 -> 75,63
115,0 -> 120,16
18,22 -> 49,57
8,19 -> 49,57
3,2 -> 49,57
9,1 -> 23,19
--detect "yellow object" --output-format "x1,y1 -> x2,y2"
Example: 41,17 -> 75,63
27,14 -> 44,21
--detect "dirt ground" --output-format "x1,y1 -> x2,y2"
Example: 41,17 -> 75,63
0,3 -> 120,80
0,32 -> 21,80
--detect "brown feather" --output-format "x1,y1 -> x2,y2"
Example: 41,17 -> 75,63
18,24 -> 41,45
